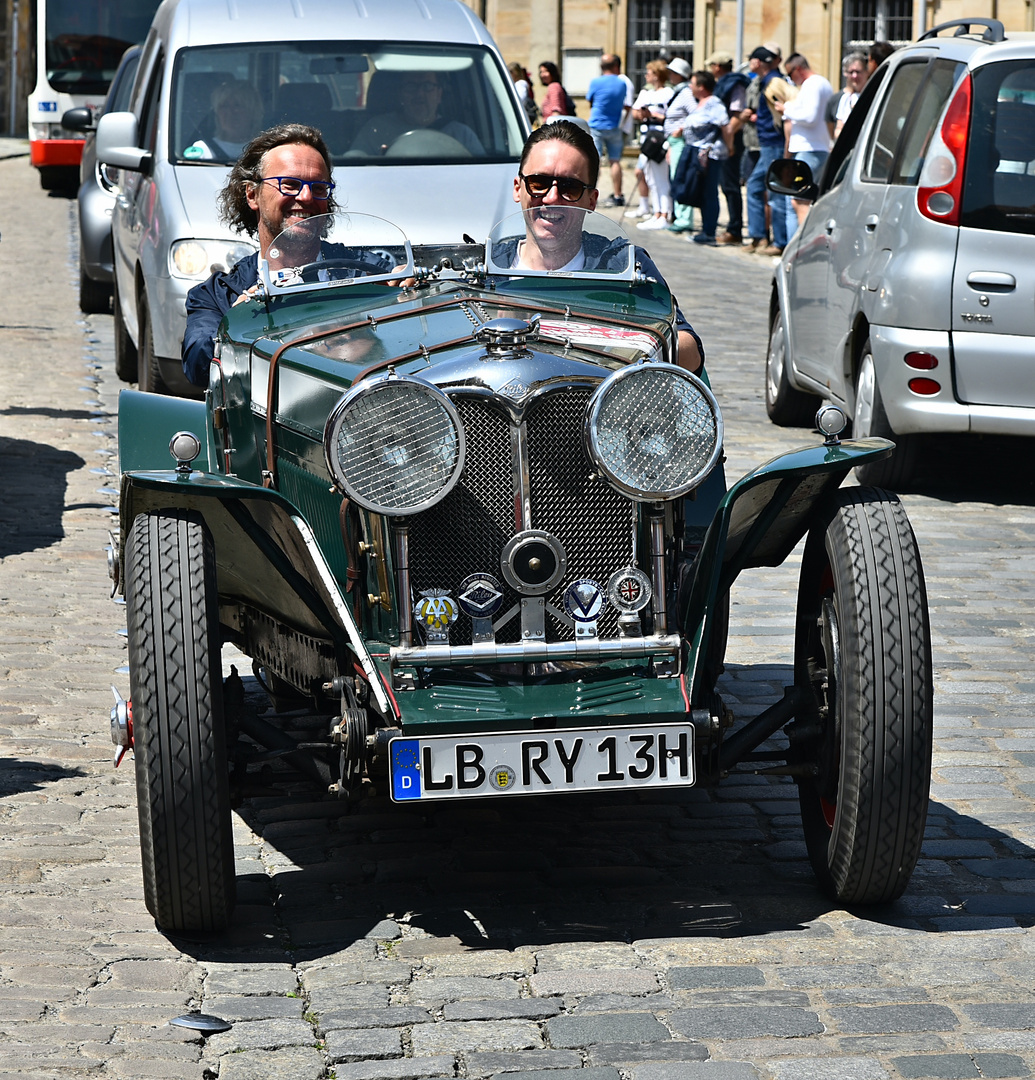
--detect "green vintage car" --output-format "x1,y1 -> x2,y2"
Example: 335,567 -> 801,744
109,209 -> 933,932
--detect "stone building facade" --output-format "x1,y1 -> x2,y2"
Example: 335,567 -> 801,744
463,0 -> 1035,93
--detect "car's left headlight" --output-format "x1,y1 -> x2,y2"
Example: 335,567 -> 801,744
324,374 -> 465,515
585,363 -> 722,500
170,238 -> 257,280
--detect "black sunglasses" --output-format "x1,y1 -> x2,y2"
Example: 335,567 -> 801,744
519,173 -> 592,201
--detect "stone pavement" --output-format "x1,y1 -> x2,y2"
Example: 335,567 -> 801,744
2,153 -> 1035,1079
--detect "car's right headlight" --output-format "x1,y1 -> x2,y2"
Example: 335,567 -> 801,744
585,363 -> 722,500
170,238 -> 256,280
324,374 -> 465,516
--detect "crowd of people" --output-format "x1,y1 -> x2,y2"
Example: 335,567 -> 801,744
509,40 -> 895,253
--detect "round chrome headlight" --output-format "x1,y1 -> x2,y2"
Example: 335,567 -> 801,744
585,363 -> 723,500
324,374 -> 465,515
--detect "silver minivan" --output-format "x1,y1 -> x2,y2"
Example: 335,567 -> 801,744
765,19 -> 1035,486
96,0 -> 528,396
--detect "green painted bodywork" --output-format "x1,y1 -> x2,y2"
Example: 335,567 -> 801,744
116,269 -> 893,736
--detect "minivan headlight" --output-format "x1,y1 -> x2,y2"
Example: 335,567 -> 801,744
585,363 -> 722,500
170,239 -> 257,279
324,375 -> 465,516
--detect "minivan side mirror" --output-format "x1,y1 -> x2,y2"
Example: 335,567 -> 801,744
61,106 -> 95,132
96,111 -> 153,174
766,158 -> 818,201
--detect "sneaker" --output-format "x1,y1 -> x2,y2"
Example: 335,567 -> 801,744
636,216 -> 671,230
715,232 -> 742,246
762,244 -> 784,256
690,233 -> 716,245
604,194 -> 626,208
624,206 -> 651,219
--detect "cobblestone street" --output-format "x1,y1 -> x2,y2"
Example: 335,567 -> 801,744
2,153 -> 1035,1079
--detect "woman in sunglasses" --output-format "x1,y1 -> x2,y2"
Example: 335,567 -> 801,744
510,121 -> 703,372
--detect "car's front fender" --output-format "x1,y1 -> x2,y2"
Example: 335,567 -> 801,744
681,437 -> 894,701
117,469 -> 394,721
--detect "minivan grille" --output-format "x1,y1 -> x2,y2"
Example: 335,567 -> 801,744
407,388 -> 634,646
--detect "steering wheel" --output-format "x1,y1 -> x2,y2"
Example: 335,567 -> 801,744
297,258 -> 378,283
385,129 -> 472,158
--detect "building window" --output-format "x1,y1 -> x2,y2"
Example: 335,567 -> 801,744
627,0 -> 695,90
843,0 -> 913,52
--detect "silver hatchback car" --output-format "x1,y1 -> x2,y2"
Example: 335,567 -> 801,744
96,0 -> 527,397
765,19 -> 1035,486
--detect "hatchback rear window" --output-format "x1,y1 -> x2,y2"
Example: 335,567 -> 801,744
962,60 -> 1035,235
169,41 -> 525,166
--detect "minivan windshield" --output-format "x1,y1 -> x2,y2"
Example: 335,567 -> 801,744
170,41 -> 525,166
962,60 -> 1035,235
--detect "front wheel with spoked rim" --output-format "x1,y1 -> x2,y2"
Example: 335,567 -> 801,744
794,486 -> 933,905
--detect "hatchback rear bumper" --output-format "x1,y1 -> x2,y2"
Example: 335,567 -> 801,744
871,324 -> 1035,437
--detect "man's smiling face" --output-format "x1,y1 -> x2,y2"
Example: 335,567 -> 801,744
247,142 -> 332,257
513,138 -> 599,269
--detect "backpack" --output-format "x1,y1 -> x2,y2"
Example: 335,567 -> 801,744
563,88 -> 577,116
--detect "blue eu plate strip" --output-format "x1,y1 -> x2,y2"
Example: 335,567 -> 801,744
390,739 -> 422,801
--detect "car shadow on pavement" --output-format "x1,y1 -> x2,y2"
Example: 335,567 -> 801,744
0,435 -> 84,558
0,758 -> 86,796
161,669 -> 1035,961
896,435 -> 1035,504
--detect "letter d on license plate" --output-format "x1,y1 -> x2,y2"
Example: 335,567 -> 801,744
389,724 -> 694,802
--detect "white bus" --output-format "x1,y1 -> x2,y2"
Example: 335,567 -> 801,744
27,0 -> 160,189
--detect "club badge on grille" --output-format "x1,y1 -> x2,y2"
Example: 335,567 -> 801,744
414,590 -> 459,644
458,573 -> 504,644
607,567 -> 653,613
563,579 -> 606,639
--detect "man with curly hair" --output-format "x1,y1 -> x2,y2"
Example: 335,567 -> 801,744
182,123 -> 336,387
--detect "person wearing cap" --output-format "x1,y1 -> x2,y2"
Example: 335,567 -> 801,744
707,50 -> 749,245
662,57 -> 696,233
743,46 -> 790,256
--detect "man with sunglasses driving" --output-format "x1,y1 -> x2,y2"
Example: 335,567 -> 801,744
182,123 -> 389,387
513,122 -> 703,372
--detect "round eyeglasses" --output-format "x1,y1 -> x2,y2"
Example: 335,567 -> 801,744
261,176 -> 335,200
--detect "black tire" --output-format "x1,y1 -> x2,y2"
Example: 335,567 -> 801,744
113,277 -> 138,383
125,511 -> 235,932
765,303 -> 821,427
851,342 -> 918,488
79,261 -> 112,315
794,487 -> 932,905
137,295 -> 169,395
39,165 -> 77,192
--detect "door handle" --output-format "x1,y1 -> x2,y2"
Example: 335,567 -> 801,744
864,215 -> 879,232
966,271 -> 1016,290
825,219 -> 836,234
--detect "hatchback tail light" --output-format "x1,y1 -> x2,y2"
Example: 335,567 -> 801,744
917,74 -> 972,226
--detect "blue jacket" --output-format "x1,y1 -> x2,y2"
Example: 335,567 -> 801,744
182,253 -> 259,387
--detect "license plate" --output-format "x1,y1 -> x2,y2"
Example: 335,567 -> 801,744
389,724 -> 695,802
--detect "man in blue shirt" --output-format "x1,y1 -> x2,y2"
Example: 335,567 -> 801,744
744,46 -> 791,255
586,54 -> 631,207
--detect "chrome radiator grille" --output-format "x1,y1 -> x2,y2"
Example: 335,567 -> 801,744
407,389 -> 634,646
